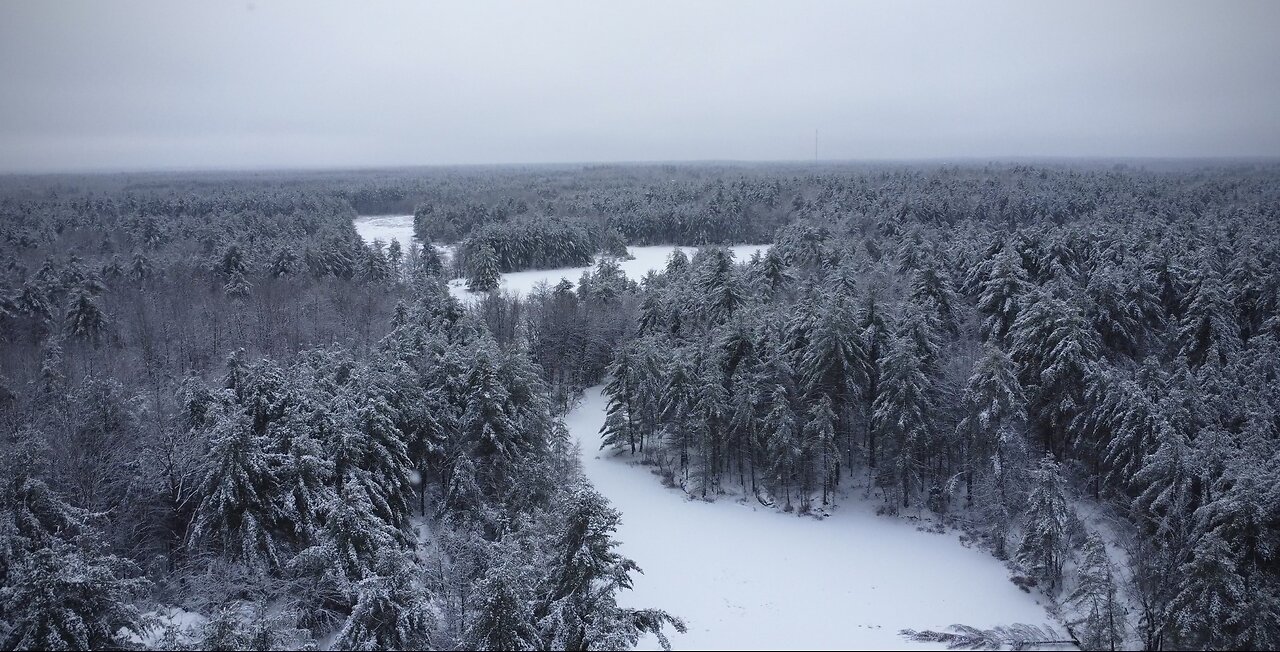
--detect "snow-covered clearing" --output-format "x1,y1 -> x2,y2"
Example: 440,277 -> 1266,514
352,213 -> 454,263
352,214 -> 769,303
566,387 -> 1055,651
444,244 -> 769,302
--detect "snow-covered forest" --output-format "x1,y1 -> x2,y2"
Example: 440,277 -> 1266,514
1,162 -> 1279,650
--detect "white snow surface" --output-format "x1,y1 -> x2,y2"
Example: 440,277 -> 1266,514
444,244 -> 769,302
352,213 -> 454,264
352,213 -> 768,303
567,386 -> 1054,651
352,214 -> 417,251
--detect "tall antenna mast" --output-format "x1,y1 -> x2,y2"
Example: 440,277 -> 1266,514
814,128 -> 818,161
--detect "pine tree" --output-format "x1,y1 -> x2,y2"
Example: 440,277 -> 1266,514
872,335 -> 934,509
760,247 -> 793,296
762,357 -> 801,511
189,409 -> 286,570
1017,454 -> 1073,592
387,239 -> 403,277
910,262 -> 960,337
536,484 -> 684,650
1176,264 -> 1241,368
0,434 -> 148,650
1085,262 -> 1162,358
955,345 -> 1027,554
223,268 -> 252,298
363,240 -> 393,282
691,359 -> 729,499
459,345 -> 522,497
800,295 -> 866,470
332,549 -> 435,651
1009,288 -> 1100,458
1,539 -> 147,651
268,246 -> 297,278
467,243 -> 501,293
219,243 -> 248,279
351,378 -> 415,532
803,395 -> 839,507
63,286 -> 109,344
977,245 -> 1031,343
1068,533 -> 1127,651
129,251 -> 154,282
1170,531 -> 1244,649
600,345 -> 641,454
271,407 -> 334,545
464,564 -> 536,651
665,248 -> 690,276
695,248 -> 743,323
859,286 -> 891,467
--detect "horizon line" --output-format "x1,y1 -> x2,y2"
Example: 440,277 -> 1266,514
4,154 -> 1280,177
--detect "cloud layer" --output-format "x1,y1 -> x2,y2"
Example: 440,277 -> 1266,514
2,1 -> 1278,172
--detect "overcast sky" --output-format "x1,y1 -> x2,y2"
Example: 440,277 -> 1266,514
1,1 -> 1278,172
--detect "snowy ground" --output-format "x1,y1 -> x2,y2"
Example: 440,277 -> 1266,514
566,387 -> 1055,651
443,244 -> 769,302
352,213 -> 455,265
352,214 -> 769,303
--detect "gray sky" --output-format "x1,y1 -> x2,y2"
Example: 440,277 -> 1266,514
1,0 -> 1278,172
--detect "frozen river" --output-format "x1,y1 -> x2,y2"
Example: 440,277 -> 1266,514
353,214 -> 769,301
567,388 -> 1055,651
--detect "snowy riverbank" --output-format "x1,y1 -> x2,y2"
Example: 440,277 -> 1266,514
353,214 -> 769,302
566,386 -> 1054,651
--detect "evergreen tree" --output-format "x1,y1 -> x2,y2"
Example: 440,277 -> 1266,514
218,244 -> 248,279
955,345 -> 1027,554
977,245 -> 1031,343
467,243 -> 501,293
1085,262 -> 1162,358
332,549 -> 435,651
799,295 -> 866,469
464,563 -> 536,651
1067,533 -> 1127,651
763,371 -> 801,512
872,335 -> 934,509
1017,454 -> 1073,592
363,240 -> 393,282
268,246 -> 298,278
189,409 -> 286,570
223,268 -> 252,298
0,434 -> 148,651
803,395 -> 839,507
63,286 -> 109,344
1177,264 -> 1241,368
600,345 -> 642,454
1,539 -> 147,651
910,262 -> 959,337
759,247 -> 793,296
1009,288 -> 1100,458
695,248 -> 743,323
536,484 -> 684,651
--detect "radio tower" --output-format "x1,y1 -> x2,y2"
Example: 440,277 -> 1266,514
814,129 -> 819,161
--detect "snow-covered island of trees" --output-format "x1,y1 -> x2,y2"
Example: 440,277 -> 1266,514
2,162 -> 1278,650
